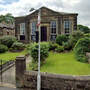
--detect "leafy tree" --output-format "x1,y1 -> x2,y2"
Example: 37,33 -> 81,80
0,13 -> 14,24
78,24 -> 90,33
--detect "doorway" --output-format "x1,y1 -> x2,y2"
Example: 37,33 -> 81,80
41,26 -> 47,41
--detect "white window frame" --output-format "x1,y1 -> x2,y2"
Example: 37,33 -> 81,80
20,23 -> 25,35
50,20 -> 57,35
64,19 -> 70,34
31,21 -> 37,35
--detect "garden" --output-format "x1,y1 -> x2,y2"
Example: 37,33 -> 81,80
0,31 -> 90,75
27,31 -> 90,75
0,36 -> 27,65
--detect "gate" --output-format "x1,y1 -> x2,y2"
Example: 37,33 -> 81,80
0,60 -> 16,87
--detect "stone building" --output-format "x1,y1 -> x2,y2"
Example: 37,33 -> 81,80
15,6 -> 78,43
0,23 -> 15,37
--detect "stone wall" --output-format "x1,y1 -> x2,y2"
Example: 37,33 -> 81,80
16,56 -> 90,90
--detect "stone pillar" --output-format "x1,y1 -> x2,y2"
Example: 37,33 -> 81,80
15,55 -> 26,87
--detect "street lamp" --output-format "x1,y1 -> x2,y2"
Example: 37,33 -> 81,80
37,9 -> 41,90
29,8 -> 41,90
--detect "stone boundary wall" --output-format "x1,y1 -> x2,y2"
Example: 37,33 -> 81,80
23,71 -> 90,90
0,60 -> 14,74
16,56 -> 90,90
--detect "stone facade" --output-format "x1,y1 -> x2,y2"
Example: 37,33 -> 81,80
15,7 -> 78,43
16,56 -> 90,90
0,23 -> 15,37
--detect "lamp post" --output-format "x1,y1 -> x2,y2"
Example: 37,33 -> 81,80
30,8 -> 41,90
37,9 -> 41,90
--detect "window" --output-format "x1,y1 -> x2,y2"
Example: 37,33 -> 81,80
31,22 -> 37,35
20,23 -> 25,35
50,21 -> 56,34
50,21 -> 57,41
64,20 -> 70,34
31,22 -> 37,41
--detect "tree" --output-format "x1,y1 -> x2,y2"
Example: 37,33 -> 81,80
0,13 -> 14,24
78,24 -> 90,33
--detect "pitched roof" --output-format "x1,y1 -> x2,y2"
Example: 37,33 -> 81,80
15,6 -> 78,19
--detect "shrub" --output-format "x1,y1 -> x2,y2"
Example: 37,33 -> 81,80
11,42 -> 25,51
49,42 -> 59,51
63,42 -> 72,50
0,36 -> 16,48
69,31 -> 84,48
84,33 -> 90,38
0,44 -> 8,53
55,46 -> 64,53
74,37 -> 90,63
56,35 -> 68,45
30,42 -> 49,63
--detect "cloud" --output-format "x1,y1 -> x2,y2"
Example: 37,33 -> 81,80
0,0 -> 90,27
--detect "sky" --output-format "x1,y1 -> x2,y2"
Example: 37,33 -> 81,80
0,0 -> 90,27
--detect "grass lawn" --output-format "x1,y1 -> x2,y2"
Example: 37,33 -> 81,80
41,52 -> 90,75
0,50 -> 27,64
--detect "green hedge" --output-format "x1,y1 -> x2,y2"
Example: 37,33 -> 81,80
69,31 -> 84,48
10,42 -> 25,51
56,35 -> 68,45
30,42 -> 49,62
49,42 -> 59,51
0,36 -> 16,48
0,44 -> 8,53
74,37 -> 90,63
55,46 -> 64,53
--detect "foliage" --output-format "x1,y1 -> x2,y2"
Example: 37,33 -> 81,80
84,33 -> 90,38
78,24 -> 90,33
49,42 -> 59,51
55,46 -> 64,53
11,42 -> 25,51
56,35 -> 69,45
0,13 -> 14,24
63,42 -> 72,50
69,30 -> 84,48
74,37 -> 90,63
0,36 -> 16,48
30,42 -> 49,62
0,44 -> 8,53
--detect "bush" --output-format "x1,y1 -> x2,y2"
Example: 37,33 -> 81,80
74,37 -> 90,63
84,33 -> 90,38
63,42 -> 72,50
49,42 -> 59,51
56,35 -> 69,45
11,42 -> 25,51
0,44 -> 8,53
55,46 -> 64,53
69,31 -> 84,48
0,36 -> 16,48
30,42 -> 49,63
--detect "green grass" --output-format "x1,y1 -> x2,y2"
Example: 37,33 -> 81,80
0,50 -> 27,64
41,52 -> 90,75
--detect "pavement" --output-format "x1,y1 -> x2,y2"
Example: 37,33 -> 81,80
0,56 -> 31,90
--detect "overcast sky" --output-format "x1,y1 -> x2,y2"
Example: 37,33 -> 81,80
0,0 -> 90,27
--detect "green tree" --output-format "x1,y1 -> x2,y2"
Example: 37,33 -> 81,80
78,24 -> 90,33
0,13 -> 14,24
